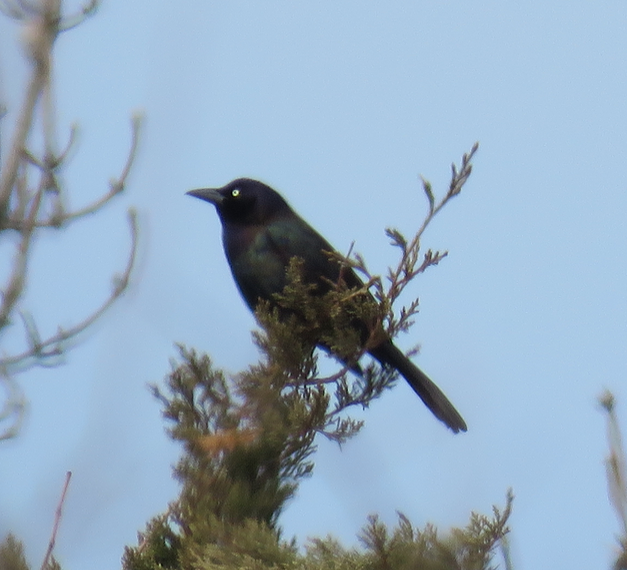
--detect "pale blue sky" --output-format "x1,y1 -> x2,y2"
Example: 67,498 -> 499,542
2,1 -> 627,568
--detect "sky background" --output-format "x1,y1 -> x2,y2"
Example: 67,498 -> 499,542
1,1 -> 627,568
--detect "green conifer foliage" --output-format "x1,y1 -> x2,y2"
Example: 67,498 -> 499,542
0,535 -> 30,570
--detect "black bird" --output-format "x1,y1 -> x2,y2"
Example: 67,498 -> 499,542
187,178 -> 467,433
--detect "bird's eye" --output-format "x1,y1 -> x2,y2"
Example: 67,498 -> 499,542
231,188 -> 240,198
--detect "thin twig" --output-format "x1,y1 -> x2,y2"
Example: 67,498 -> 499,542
58,114 -> 142,221
3,114 -> 142,230
0,209 -> 139,371
17,0 -> 38,15
55,122 -> 78,166
0,186 -> 45,328
500,534 -> 514,570
0,0 -> 60,213
59,0 -> 99,31
0,0 -> 140,442
40,471 -> 72,570
600,391 -> 627,540
0,371 -> 27,440
0,58 -> 47,212
0,0 -> 32,19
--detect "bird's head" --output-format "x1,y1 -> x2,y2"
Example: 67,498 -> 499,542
186,178 -> 292,226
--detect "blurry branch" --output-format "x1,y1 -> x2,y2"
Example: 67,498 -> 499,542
3,115 -> 141,230
0,0 -> 98,26
501,534 -> 515,570
58,0 -> 98,31
600,391 -> 627,569
0,0 -> 139,440
40,471 -> 71,570
0,373 -> 26,440
0,210 -> 138,372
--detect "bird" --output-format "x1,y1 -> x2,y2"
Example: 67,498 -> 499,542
187,178 -> 467,433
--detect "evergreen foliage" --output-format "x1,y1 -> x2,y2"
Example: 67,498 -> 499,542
0,534 -> 64,570
0,534 -> 30,570
123,350 -> 513,570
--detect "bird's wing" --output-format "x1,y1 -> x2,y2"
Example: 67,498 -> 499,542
226,214 -> 366,316
265,215 -> 364,292
225,215 -> 336,309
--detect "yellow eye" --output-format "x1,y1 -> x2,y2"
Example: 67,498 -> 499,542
231,189 -> 240,197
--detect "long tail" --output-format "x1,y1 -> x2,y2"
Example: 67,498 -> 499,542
370,340 -> 467,433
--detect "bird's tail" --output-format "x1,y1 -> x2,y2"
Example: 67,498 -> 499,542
370,340 -> 467,433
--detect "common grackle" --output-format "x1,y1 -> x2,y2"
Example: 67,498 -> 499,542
187,178 -> 467,433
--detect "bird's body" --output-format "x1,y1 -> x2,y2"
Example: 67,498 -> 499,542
223,213 -> 345,310
187,178 -> 467,433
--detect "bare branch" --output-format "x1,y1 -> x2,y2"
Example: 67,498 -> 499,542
600,391 -> 627,542
0,187 -> 44,329
0,1 -> 20,18
0,0 -> 98,27
0,0 -> 140,439
0,0 -> 61,212
60,114 -> 142,222
17,0 -> 38,14
58,0 -> 98,31
40,471 -> 72,570
0,209 -> 138,372
2,114 -> 142,230
0,0 -> 34,19
0,371 -> 26,440
55,122 -> 78,166
0,60 -> 48,213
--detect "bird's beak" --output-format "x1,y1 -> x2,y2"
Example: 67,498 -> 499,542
186,188 -> 224,205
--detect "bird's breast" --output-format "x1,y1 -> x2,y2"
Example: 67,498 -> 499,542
223,224 -> 288,310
